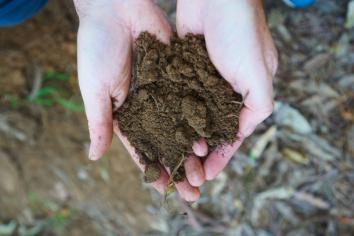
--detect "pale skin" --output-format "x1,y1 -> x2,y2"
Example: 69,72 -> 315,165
74,0 -> 278,202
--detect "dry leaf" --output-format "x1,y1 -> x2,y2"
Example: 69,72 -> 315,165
249,126 -> 277,160
282,148 -> 309,165
274,102 -> 312,134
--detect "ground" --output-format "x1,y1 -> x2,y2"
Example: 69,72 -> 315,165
0,0 -> 353,235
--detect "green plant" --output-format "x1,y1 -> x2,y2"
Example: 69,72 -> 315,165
27,71 -> 84,112
26,191 -> 75,233
2,94 -> 19,109
43,71 -> 70,82
48,208 -> 75,232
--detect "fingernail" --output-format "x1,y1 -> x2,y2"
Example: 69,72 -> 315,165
242,125 -> 255,137
88,148 -> 98,161
184,190 -> 200,202
205,173 -> 215,181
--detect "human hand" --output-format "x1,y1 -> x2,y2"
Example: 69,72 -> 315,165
74,0 -> 202,201
177,0 -> 278,180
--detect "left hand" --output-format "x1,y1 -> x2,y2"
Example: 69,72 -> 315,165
74,0 -> 201,201
176,0 -> 278,181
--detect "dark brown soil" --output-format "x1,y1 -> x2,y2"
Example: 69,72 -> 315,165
114,32 -> 242,182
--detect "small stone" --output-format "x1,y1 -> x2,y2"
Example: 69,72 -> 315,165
180,65 -> 195,77
137,89 -> 149,101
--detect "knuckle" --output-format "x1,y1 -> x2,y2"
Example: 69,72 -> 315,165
252,99 -> 274,120
73,0 -> 91,19
262,102 -> 274,118
271,48 -> 279,74
74,0 -> 117,21
271,51 -> 279,76
265,45 -> 279,78
266,54 -> 278,78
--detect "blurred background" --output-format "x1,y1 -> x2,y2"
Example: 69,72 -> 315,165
0,0 -> 353,235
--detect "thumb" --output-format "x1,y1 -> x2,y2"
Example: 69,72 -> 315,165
238,80 -> 274,138
85,93 -> 113,161
77,19 -> 131,161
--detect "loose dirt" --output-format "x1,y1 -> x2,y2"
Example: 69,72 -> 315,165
114,33 -> 242,182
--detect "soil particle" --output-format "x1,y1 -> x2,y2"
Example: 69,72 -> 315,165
144,164 -> 161,183
181,95 -> 209,137
114,32 -> 242,182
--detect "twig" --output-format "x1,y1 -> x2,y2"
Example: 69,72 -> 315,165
293,191 -> 330,210
164,154 -> 187,200
230,100 -> 243,105
226,114 -> 240,118
27,65 -> 43,101
150,95 -> 160,112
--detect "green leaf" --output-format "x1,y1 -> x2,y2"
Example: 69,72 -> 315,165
56,98 -> 84,112
43,71 -> 70,82
27,191 -> 41,204
27,86 -> 58,102
34,98 -> 55,107
3,94 -> 19,109
49,208 -> 75,231
45,201 -> 60,212
33,86 -> 58,99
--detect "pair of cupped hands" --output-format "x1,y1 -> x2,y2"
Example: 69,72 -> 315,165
74,0 -> 278,201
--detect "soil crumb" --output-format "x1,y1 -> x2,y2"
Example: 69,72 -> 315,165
114,32 -> 242,182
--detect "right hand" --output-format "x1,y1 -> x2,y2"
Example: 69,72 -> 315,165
177,0 -> 278,180
74,0 -> 202,201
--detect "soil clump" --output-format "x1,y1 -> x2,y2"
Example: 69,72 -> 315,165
114,32 -> 242,182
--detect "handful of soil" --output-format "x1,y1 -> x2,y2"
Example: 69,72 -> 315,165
114,32 -> 242,183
